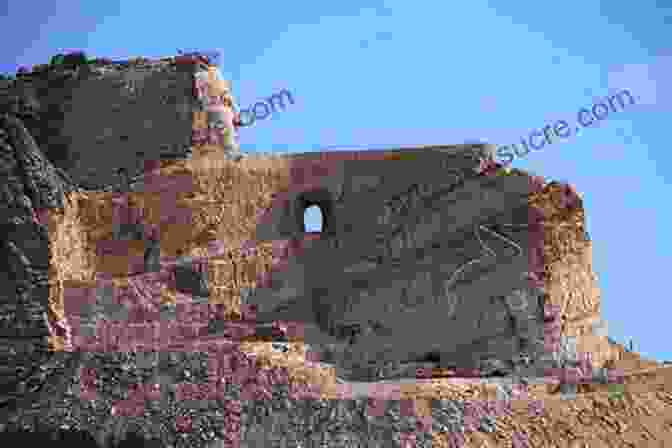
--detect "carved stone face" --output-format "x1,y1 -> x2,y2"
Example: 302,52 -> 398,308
244,147 -> 546,379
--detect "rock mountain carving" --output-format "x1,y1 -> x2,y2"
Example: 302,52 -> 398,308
0,52 -> 667,447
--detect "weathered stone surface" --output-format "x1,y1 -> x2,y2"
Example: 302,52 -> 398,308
0,112 -> 84,418
246,146 -> 548,378
0,53 -> 635,448
1,69 -> 82,172
172,259 -> 210,298
0,59 -> 207,190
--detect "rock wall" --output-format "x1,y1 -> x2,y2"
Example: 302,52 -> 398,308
40,138 -> 584,378
529,181 -> 617,370
0,53 -> 240,191
0,51 -> 245,427
0,51 -> 619,445
0,112 -> 83,421
244,147 -> 550,379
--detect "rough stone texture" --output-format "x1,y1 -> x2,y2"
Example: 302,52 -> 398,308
1,52 -> 653,447
171,257 -> 210,298
245,146 -> 549,378
0,112 -> 83,422
527,180 -> 622,373
0,56 -> 239,191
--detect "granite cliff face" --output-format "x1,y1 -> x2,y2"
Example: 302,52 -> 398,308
0,52 -> 663,447
0,112 -> 82,422
245,147 -> 550,380
0,52 -> 246,443
0,53 -> 239,190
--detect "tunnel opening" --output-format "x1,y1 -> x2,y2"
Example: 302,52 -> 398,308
294,188 -> 334,236
303,204 -> 324,233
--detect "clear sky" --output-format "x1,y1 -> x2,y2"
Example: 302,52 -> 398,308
1,0 -> 670,362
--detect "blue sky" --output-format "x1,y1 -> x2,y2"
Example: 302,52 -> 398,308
1,1 -> 670,362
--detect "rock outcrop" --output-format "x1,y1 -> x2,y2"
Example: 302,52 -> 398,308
242,147 -> 550,380
0,53 -> 240,191
1,51 -> 665,447
0,112 -> 82,420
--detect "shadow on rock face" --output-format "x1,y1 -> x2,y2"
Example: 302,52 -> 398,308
173,262 -> 210,297
111,431 -> 164,448
0,429 -> 99,447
